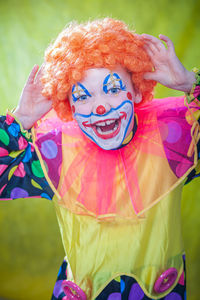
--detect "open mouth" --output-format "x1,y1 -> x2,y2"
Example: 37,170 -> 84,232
92,118 -> 121,139
81,111 -> 127,140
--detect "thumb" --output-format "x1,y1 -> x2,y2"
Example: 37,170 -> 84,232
143,72 -> 160,82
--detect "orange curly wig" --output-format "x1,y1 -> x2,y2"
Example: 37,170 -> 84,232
42,18 -> 156,121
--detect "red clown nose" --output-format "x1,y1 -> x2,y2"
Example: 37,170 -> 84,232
96,105 -> 106,115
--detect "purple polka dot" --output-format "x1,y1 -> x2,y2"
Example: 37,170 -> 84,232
10,187 -> 28,199
108,292 -> 121,300
165,121 -> 182,143
128,283 -> 144,300
53,280 -> 63,298
41,139 -> 58,159
164,292 -> 182,300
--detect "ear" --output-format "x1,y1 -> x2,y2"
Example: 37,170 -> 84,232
134,90 -> 142,104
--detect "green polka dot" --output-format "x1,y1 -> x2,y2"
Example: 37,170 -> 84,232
0,129 -> 9,146
31,160 -> 44,178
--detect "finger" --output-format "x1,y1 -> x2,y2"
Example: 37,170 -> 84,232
34,64 -> 45,84
159,34 -> 175,52
27,65 -> 39,84
141,34 -> 166,52
143,45 -> 158,64
143,44 -> 158,58
143,71 -> 160,82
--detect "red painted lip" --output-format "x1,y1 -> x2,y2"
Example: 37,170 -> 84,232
82,112 -> 127,140
93,119 -> 121,139
82,111 -> 127,128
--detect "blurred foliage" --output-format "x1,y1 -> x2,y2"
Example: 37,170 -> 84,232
0,0 -> 200,299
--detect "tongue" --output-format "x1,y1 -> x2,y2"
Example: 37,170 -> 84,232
99,122 -> 116,132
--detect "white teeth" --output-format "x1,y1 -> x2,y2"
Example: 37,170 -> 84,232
97,121 -> 106,126
96,122 -> 118,135
105,120 -> 115,125
97,126 -> 103,134
94,120 -> 116,126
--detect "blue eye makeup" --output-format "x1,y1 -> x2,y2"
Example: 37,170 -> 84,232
103,73 -> 126,94
72,83 -> 92,102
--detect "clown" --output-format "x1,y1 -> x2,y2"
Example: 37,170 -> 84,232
0,18 -> 200,300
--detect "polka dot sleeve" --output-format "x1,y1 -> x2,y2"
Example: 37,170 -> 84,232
0,113 -> 54,200
185,68 -> 200,104
184,69 -> 200,183
185,123 -> 200,184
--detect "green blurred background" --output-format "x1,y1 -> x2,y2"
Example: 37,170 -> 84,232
0,0 -> 200,299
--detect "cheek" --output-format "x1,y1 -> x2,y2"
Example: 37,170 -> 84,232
71,105 -> 76,114
72,102 -> 93,116
127,92 -> 133,100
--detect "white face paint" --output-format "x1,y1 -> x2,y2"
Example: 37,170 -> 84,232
74,100 -> 133,150
69,67 -> 142,150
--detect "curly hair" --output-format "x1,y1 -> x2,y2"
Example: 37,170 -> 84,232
42,18 -> 156,121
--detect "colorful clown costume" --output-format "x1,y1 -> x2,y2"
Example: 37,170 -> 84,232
0,95 -> 200,299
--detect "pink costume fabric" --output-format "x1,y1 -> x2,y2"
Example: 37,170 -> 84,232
34,96 -> 199,219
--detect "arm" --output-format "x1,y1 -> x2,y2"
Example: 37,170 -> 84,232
141,34 -> 196,93
0,113 -> 54,200
0,65 -> 54,200
14,65 -> 52,129
142,34 -> 200,184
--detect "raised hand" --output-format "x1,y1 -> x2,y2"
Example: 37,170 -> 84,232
141,34 -> 196,93
14,65 -> 53,130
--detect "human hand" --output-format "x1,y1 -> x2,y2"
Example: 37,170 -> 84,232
14,65 -> 52,130
141,34 -> 196,93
